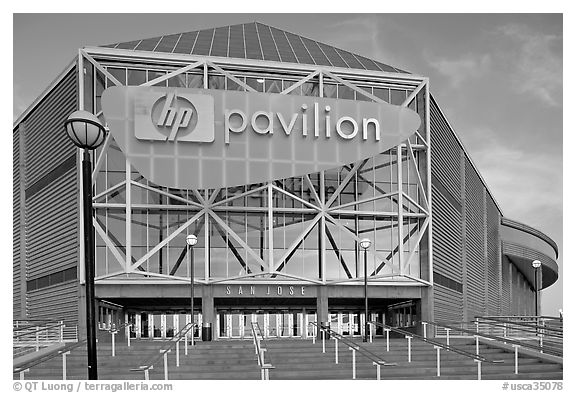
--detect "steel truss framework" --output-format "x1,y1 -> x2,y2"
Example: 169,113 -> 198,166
77,48 -> 432,288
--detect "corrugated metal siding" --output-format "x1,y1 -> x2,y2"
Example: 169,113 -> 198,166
501,257 -> 511,315
486,196 -> 501,315
501,242 -> 556,269
13,129 -> 21,319
432,182 -> 464,320
26,167 -> 78,280
430,100 -> 461,201
433,286 -> 463,322
464,158 -> 486,318
26,281 -> 79,326
24,69 -> 76,187
509,263 -> 533,315
432,184 -> 463,283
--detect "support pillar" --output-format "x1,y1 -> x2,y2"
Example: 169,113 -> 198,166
202,285 -> 215,340
419,287 -> 433,337
317,286 -> 329,336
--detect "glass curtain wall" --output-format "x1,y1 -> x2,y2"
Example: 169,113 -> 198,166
88,61 -> 429,284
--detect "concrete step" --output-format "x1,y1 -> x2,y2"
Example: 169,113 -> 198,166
17,337 -> 562,380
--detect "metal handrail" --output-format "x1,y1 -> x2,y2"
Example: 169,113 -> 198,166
13,340 -> 85,379
13,322 -> 65,340
130,323 -> 195,380
369,321 -> 502,364
310,321 -> 395,380
13,319 -> 61,332
475,316 -> 563,337
14,323 -> 127,379
425,320 -> 563,358
480,315 -> 562,322
370,321 -> 503,380
250,322 -> 274,380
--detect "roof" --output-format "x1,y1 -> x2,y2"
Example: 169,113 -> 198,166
100,21 -> 408,74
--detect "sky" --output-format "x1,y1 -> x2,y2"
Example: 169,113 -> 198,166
12,13 -> 564,315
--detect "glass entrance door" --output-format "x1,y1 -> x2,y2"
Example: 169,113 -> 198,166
304,313 -> 316,338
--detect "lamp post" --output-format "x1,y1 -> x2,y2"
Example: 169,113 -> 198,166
360,238 -> 371,342
532,260 -> 542,316
186,234 -> 198,343
64,110 -> 106,380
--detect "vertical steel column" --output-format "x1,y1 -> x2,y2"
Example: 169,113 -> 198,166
320,171 -> 326,284
268,183 -> 274,272
425,81 -> 433,286
363,247 -> 368,342
190,246 -> 195,346
397,145 -> 404,273
83,149 -> 98,380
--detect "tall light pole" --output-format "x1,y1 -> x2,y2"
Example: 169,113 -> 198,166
186,234 -> 198,344
532,260 -> 542,316
360,238 -> 371,342
64,110 -> 106,380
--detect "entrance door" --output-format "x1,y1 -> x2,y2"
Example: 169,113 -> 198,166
267,313 -> 278,337
255,313 -> 265,338
278,312 -> 291,337
352,313 -> 361,336
305,313 -> 317,338
230,314 -> 241,338
152,314 -> 163,338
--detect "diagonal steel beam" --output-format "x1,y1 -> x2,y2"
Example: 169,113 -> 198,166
271,213 -> 323,272
81,50 -> 123,86
130,210 -> 205,271
401,79 -> 428,108
324,213 -> 400,275
326,160 -> 367,208
207,61 -> 258,92
212,223 -> 255,274
325,224 -> 353,279
142,60 -> 204,86
271,184 -> 322,212
207,210 -> 267,271
280,70 -> 320,95
168,218 -> 205,276
372,224 -> 420,276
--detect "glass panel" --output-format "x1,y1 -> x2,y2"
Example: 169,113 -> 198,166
165,314 -> 174,337
127,69 -> 146,86
140,313 -> 149,338
148,70 -> 167,86
153,314 -> 162,338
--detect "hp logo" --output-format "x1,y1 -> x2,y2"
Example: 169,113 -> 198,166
135,90 -> 214,143
154,92 -> 196,141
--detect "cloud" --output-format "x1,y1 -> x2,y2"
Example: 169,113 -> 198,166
497,24 -> 562,106
13,83 -> 32,121
325,16 -> 405,70
426,53 -> 492,87
462,127 -> 562,231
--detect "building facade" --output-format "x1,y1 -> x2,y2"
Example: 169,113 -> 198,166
13,22 -> 559,340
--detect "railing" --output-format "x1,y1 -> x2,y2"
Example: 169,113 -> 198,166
310,321 -> 395,380
13,320 -> 67,358
104,323 -> 133,357
474,316 -> 563,356
14,323 -> 130,380
369,321 -> 503,380
250,322 -> 274,380
425,320 -> 562,375
431,318 -> 563,358
131,323 -> 195,380
14,340 -> 86,380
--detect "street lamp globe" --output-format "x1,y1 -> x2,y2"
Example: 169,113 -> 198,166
360,238 -> 371,250
532,260 -> 542,269
186,234 -> 198,247
64,110 -> 106,150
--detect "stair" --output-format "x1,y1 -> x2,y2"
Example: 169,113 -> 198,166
15,336 -> 562,380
